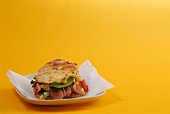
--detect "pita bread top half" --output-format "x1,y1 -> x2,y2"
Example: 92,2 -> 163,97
35,59 -> 82,84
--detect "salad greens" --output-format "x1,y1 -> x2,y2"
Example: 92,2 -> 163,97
50,77 -> 74,88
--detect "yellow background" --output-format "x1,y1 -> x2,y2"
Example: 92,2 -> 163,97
1,0 -> 170,113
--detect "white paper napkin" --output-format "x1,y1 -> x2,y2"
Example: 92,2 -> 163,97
7,60 -> 115,100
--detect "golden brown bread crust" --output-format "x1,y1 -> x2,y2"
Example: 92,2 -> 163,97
35,59 -> 82,84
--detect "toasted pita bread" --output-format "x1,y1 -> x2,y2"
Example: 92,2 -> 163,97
35,59 -> 82,83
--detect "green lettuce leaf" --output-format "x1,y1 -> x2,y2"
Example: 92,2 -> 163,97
50,77 -> 74,88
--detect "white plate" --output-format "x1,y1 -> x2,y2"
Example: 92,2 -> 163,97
15,74 -> 106,105
16,88 -> 105,105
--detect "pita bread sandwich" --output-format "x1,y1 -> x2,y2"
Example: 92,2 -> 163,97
31,59 -> 88,100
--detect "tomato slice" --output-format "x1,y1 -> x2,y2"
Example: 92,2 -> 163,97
34,86 -> 38,92
33,86 -> 42,98
80,79 -> 88,92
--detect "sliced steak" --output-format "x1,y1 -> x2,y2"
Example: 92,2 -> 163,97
50,89 -> 63,99
65,86 -> 71,95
